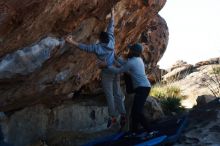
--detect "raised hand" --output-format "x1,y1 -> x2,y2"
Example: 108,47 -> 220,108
65,35 -> 79,46
111,7 -> 115,18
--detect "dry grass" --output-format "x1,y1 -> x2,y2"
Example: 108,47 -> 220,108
150,84 -> 185,115
199,66 -> 220,97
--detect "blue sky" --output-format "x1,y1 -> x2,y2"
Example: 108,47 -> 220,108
158,0 -> 220,69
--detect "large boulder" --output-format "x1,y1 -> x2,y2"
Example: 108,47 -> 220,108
163,61 -> 193,82
195,57 -> 220,67
196,95 -> 217,107
0,0 -> 169,112
147,65 -> 168,84
0,99 -> 108,146
145,96 -> 165,121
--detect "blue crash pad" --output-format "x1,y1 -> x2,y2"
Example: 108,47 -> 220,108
82,115 -> 188,146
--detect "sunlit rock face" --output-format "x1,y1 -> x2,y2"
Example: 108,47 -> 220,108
0,0 -> 168,111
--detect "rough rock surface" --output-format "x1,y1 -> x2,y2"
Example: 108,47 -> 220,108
0,99 -> 108,146
196,95 -> 217,107
195,57 -> 220,67
174,98 -> 220,146
163,64 -> 193,82
167,64 -> 220,108
0,96 -> 164,146
162,57 -> 220,82
0,0 -> 168,112
145,96 -> 165,120
147,65 -> 167,84
170,60 -> 189,71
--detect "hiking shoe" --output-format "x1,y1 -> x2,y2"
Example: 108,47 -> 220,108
120,114 -> 126,129
107,117 -> 117,128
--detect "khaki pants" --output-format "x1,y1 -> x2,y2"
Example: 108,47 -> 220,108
101,71 -> 126,117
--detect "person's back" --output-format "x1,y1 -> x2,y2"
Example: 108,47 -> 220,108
78,42 -> 115,68
126,57 -> 151,89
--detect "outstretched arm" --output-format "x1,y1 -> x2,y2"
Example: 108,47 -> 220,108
116,55 -> 127,65
108,62 -> 130,74
107,8 -> 115,40
65,35 -> 98,53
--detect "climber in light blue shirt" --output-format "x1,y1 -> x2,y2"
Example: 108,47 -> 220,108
65,8 -> 126,129
76,16 -> 115,66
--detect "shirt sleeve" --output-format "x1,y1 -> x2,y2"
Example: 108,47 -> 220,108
108,61 -> 131,74
78,43 -> 99,53
106,17 -> 114,43
117,56 -> 127,65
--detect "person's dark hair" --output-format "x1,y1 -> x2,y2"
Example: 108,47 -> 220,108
99,31 -> 109,44
127,43 -> 143,58
127,50 -> 141,58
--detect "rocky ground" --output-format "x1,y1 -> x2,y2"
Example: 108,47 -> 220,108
163,58 -> 220,146
174,98 -> 220,146
163,58 -> 220,108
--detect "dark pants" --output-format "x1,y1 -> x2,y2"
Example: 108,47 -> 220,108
131,87 -> 151,132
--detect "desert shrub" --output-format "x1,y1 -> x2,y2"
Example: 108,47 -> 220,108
150,85 -> 185,115
165,86 -> 182,98
211,66 -> 220,75
150,85 -> 184,99
200,66 -> 220,97
161,97 -> 184,115
150,86 -> 167,98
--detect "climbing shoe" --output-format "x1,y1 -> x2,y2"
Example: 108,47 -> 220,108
107,117 -> 117,128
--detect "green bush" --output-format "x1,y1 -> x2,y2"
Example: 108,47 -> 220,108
150,85 -> 183,98
161,97 -> 184,115
166,86 -> 182,98
211,66 -> 220,75
150,85 -> 185,115
201,66 -> 220,97
150,86 -> 167,98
